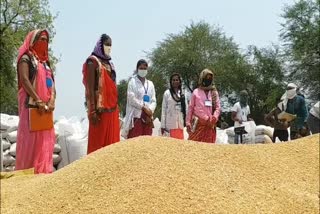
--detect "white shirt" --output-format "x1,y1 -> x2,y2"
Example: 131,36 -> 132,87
121,76 -> 157,138
160,89 -> 186,131
310,101 -> 320,119
231,102 -> 250,127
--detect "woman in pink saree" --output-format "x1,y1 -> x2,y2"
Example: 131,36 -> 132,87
15,29 -> 56,174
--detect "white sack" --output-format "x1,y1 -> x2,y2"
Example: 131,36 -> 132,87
9,143 -> 16,156
2,138 -> 11,151
7,130 -> 17,142
54,143 -> 61,153
255,125 -> 274,138
255,135 -> 273,144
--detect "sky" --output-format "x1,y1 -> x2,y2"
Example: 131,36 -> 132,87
49,0 -> 294,119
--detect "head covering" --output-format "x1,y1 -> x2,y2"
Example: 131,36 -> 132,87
17,29 -> 50,89
92,34 -> 111,63
280,83 -> 298,111
198,68 -> 215,91
239,90 -> 249,107
287,83 -> 297,89
136,59 -> 148,69
17,29 -> 49,63
286,82 -> 297,99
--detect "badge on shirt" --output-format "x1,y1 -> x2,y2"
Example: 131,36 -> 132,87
46,78 -> 53,88
205,100 -> 212,107
143,94 -> 150,102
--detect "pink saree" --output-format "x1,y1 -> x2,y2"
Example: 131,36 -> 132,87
15,30 -> 55,174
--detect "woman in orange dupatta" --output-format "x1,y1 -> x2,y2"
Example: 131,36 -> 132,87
15,29 -> 56,174
82,34 -> 120,154
186,69 -> 221,143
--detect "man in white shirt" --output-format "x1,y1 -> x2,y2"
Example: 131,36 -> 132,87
231,90 -> 253,144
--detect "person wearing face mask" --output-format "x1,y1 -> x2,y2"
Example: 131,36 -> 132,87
160,73 -> 187,139
121,59 -> 157,139
281,83 -> 308,140
186,69 -> 221,143
231,90 -> 253,144
82,34 -> 120,154
15,29 -> 56,174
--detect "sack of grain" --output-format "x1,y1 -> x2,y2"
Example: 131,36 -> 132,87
4,165 -> 15,172
255,134 -> 273,144
52,154 -> 62,166
7,130 -> 17,143
0,114 -> 19,132
3,151 -> 15,167
227,134 -> 251,144
9,143 -> 16,157
53,143 -> 61,154
226,121 -> 256,144
1,138 -> 11,151
255,125 -> 274,137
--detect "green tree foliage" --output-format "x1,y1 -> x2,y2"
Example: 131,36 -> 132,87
117,79 -> 128,118
245,45 -> 287,124
0,0 -> 56,114
147,21 -> 287,125
148,21 -> 246,95
280,0 -> 320,100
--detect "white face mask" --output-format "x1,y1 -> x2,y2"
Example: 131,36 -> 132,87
137,69 -> 148,78
286,88 -> 297,99
103,45 -> 111,56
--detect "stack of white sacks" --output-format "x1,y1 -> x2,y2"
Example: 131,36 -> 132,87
225,121 -> 273,144
0,114 -> 88,172
53,116 -> 89,170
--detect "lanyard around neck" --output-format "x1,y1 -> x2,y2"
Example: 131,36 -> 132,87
142,79 -> 148,94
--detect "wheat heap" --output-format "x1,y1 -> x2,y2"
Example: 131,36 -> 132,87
1,134 -> 319,213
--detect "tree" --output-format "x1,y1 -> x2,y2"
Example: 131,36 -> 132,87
148,21 -> 250,120
117,79 -> 128,118
245,45 -> 287,124
149,21 -> 247,94
0,0 -> 56,114
148,21 -> 288,125
280,0 -> 320,100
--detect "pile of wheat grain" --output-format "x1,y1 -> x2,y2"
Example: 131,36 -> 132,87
1,134 -> 319,213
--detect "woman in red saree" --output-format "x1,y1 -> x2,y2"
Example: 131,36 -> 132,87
82,34 -> 120,154
16,29 -> 56,174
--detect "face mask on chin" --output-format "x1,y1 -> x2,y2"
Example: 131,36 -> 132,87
103,45 -> 111,56
137,69 -> 148,78
286,89 -> 297,99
